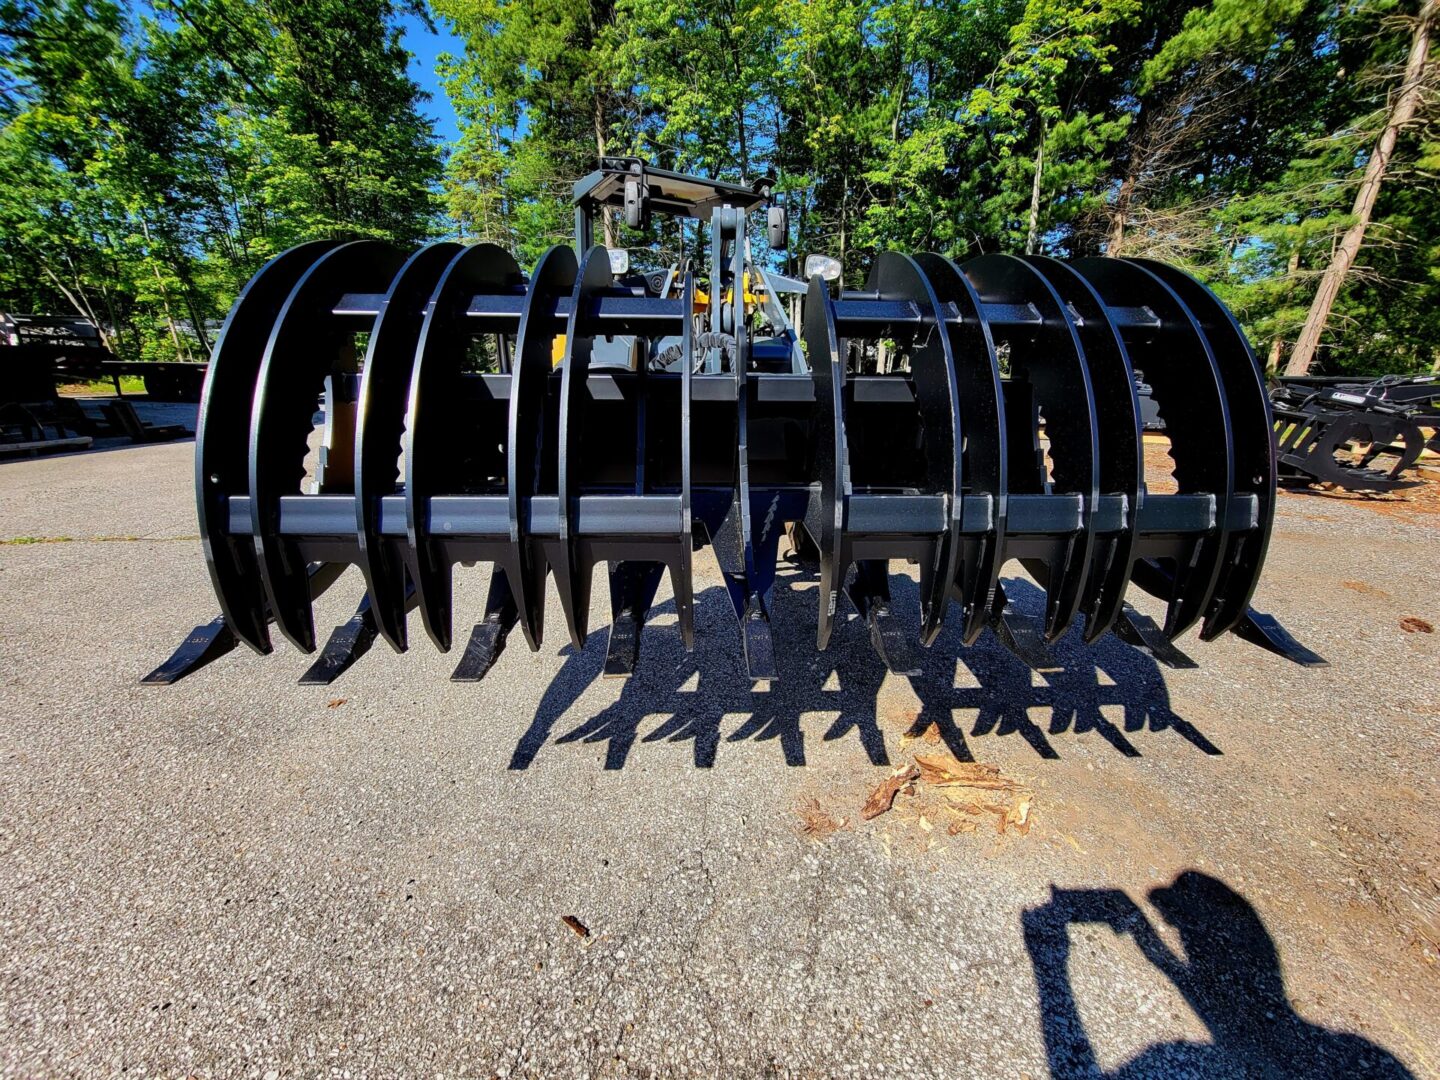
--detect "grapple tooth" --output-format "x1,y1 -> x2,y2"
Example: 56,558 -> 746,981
450,574 -> 519,682
152,161 -> 1324,688
846,562 -> 921,676
1113,605 -> 1199,670
142,617 -> 237,684
740,599 -> 777,682
989,600 -> 1063,674
1232,608 -> 1329,668
602,561 -> 666,678
298,600 -> 378,686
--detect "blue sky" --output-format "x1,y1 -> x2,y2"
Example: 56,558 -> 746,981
397,12 -> 465,145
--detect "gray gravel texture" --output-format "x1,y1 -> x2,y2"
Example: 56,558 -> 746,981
1,425 -> 1437,1079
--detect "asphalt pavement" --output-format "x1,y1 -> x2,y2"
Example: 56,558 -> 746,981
2,422 -> 1437,1078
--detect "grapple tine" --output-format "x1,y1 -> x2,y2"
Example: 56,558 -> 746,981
450,573 -> 520,682
298,598 -> 379,686
508,245 -> 579,650
1020,256 -> 1144,644
552,247 -> 617,649
142,617 -> 237,685
1113,605 -> 1199,670
803,272 -> 846,652
356,241 -> 463,653
1130,259 -> 1274,641
963,254 -> 1099,644
1073,258 -> 1233,640
250,241 -> 407,654
409,242 -> 528,653
914,254 -> 1006,647
196,241 -> 342,655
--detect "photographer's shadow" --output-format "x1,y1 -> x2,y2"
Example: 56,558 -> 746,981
1023,872 -> 1415,1078
509,566 -> 1220,770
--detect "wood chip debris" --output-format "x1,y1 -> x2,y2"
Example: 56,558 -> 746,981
560,915 -> 590,938
1006,795 -> 1034,835
1400,616 -> 1434,634
326,698 -> 347,708
797,797 -> 846,840
914,754 -> 1019,791
862,764 -> 920,820
899,721 -> 944,747
858,754 -> 1036,840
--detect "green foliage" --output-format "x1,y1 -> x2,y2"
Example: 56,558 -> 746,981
4,0 -> 1437,375
0,0 -> 440,363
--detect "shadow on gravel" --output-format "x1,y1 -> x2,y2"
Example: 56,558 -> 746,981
1023,871 -> 1415,1079
510,567 -> 1219,770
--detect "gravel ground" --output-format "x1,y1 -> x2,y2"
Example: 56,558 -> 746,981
1,421 -> 1437,1079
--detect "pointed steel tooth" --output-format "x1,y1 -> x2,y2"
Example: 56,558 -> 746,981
450,619 -> 512,682
1112,605 -> 1198,670
451,574 -> 520,682
741,600 -> 777,682
602,562 -> 666,678
864,604 -> 921,677
1230,608 -> 1328,668
299,603 -> 378,685
990,608 -> 1062,673
844,561 -> 920,675
603,611 -> 643,678
142,617 -> 238,685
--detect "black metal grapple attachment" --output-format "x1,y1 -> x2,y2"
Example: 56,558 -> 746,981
147,240 -> 1324,688
1270,375 -> 1439,492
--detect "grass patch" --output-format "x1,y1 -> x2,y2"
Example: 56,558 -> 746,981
57,375 -> 148,396
0,534 -> 199,545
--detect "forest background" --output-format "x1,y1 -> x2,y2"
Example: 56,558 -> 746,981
2,0 -> 1437,376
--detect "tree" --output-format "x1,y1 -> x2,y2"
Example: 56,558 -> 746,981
1286,0 -> 1438,374
434,0 -> 631,261
0,0 -> 441,363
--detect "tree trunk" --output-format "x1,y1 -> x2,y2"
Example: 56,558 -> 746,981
1025,118 -> 1047,255
41,265 -> 113,353
1265,248 -> 1303,374
1285,0 -> 1436,375
1107,174 -> 1134,255
140,217 -> 190,362
592,86 -> 614,247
